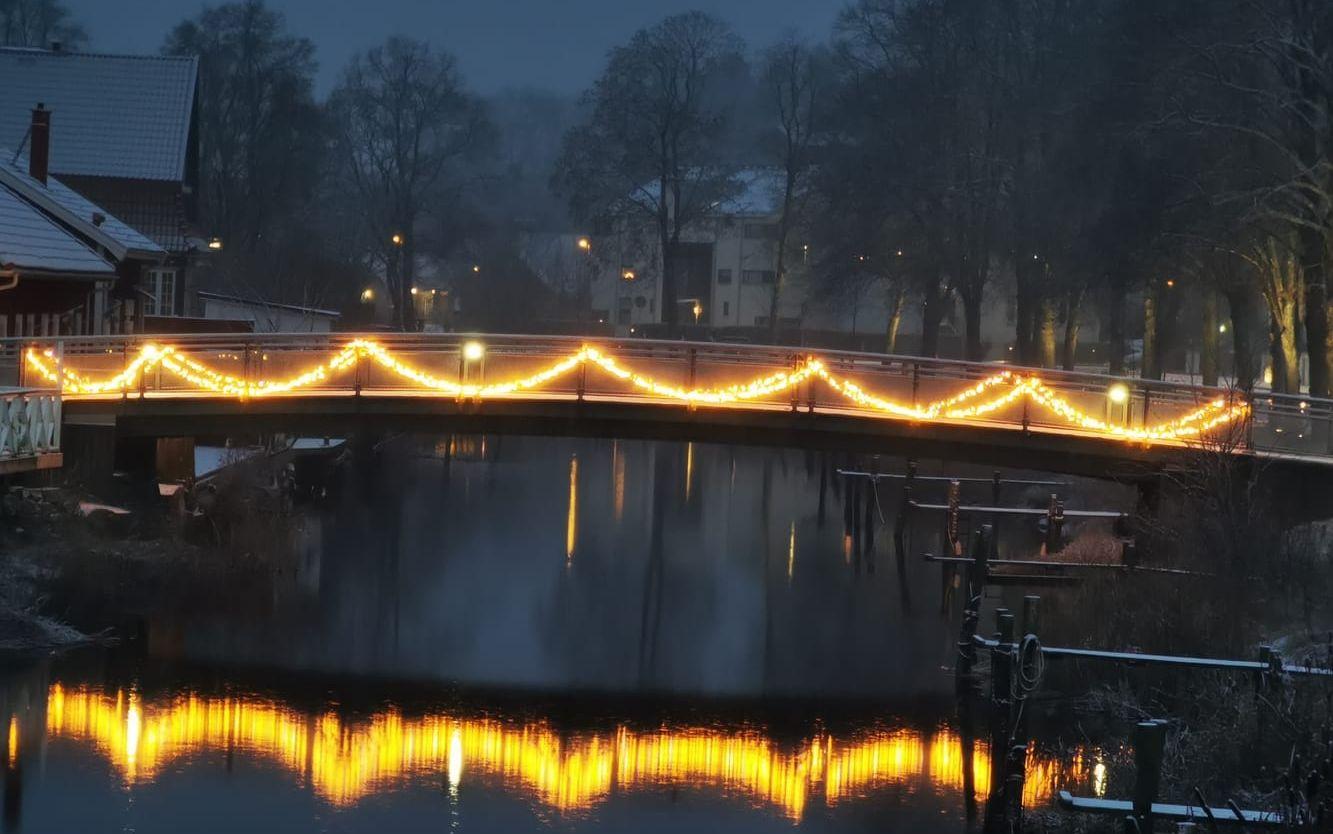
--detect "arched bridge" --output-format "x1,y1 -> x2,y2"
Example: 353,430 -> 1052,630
8,333 -> 1328,480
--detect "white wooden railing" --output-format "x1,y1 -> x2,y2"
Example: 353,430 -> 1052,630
0,387 -> 61,461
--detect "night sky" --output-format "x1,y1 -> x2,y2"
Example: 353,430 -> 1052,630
64,0 -> 845,95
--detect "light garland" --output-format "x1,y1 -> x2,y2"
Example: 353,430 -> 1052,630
24,341 -> 1249,445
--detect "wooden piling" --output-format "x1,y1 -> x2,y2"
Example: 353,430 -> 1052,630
947,479 -> 962,556
984,608 -> 1016,833
955,525 -> 991,698
1132,720 -> 1167,831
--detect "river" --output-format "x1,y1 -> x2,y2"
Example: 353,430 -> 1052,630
0,435 -> 1115,832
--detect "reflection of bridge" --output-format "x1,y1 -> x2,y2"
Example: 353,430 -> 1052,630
38,682 -> 1092,818
8,333 -> 1330,478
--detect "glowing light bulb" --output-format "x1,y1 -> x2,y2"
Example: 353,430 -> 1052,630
1107,383 -> 1129,405
462,341 -> 485,362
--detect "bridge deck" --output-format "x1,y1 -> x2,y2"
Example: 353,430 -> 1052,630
8,333 -> 1333,480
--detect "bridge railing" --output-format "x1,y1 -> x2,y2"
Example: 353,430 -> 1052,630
5,332 -> 1329,460
0,386 -> 61,462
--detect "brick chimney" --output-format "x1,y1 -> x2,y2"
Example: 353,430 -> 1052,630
29,104 -> 51,185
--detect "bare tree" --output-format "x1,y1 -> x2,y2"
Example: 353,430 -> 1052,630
0,0 -> 84,48
1180,0 -> 1333,393
759,36 -> 824,341
330,37 -> 491,330
554,12 -> 746,334
164,1 -> 326,306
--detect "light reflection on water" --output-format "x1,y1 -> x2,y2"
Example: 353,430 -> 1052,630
38,683 -> 1095,822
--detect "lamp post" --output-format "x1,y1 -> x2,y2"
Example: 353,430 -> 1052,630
576,237 -> 593,324
390,232 -> 411,331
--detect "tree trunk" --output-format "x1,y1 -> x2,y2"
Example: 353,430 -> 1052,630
1061,313 -> 1080,372
1300,224 -> 1330,396
921,279 -> 946,358
1200,290 -> 1219,386
1270,305 -> 1300,394
1107,289 -> 1126,375
401,235 -> 417,332
1061,289 -> 1084,371
661,236 -> 678,334
769,176 -> 796,344
885,284 -> 905,354
1014,264 -> 1035,364
1142,290 -> 1159,380
1036,297 -> 1057,368
1224,287 -> 1258,391
962,291 -> 983,361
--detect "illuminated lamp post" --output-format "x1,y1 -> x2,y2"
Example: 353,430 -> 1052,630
458,340 -> 485,389
1106,382 -> 1130,424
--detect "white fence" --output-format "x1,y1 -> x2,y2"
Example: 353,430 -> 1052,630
0,388 -> 61,462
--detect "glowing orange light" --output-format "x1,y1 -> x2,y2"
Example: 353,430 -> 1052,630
45,684 -> 1086,818
24,342 -> 1249,445
566,453 -> 578,562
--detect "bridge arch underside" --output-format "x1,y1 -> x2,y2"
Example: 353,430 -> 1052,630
71,395 -> 1238,485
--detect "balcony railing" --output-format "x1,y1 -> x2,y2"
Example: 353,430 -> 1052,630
0,387 -> 61,463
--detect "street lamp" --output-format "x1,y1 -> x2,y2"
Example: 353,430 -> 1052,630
693,301 -> 702,324
462,341 -> 485,362
1107,383 -> 1129,404
360,288 -> 375,303
207,237 -> 223,251
577,237 -> 591,251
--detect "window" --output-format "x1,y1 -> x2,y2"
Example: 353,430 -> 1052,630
143,268 -> 177,316
717,268 -> 732,285
744,223 -> 778,240
617,297 -> 632,324
742,270 -> 777,285
723,301 -> 730,317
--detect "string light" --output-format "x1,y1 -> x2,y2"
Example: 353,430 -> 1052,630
45,684 -> 1083,818
25,342 -> 1249,445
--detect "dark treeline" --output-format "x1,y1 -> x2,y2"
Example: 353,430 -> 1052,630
6,0 -> 1329,390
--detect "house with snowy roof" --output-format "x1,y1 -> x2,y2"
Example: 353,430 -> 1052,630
0,45 -> 200,331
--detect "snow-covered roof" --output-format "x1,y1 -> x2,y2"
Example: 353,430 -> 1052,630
0,183 -> 115,276
0,148 -> 165,259
0,48 -> 197,182
634,168 -> 787,218
720,169 -> 786,216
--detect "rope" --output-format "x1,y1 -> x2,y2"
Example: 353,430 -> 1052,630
1014,633 -> 1046,700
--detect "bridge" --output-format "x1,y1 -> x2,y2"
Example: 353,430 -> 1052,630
4,333 -> 1329,480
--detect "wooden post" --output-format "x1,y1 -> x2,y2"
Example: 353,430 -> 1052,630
1010,594 -> 1041,832
1045,495 -> 1065,555
991,470 -> 1003,559
863,458 -> 878,572
947,478 -> 962,556
985,608 -> 1016,833
957,524 -> 992,825
850,476 -> 862,569
843,471 -> 855,541
1131,720 -> 1167,831
955,525 -> 991,698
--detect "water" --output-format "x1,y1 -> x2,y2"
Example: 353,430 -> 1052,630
1,436 -> 1112,832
